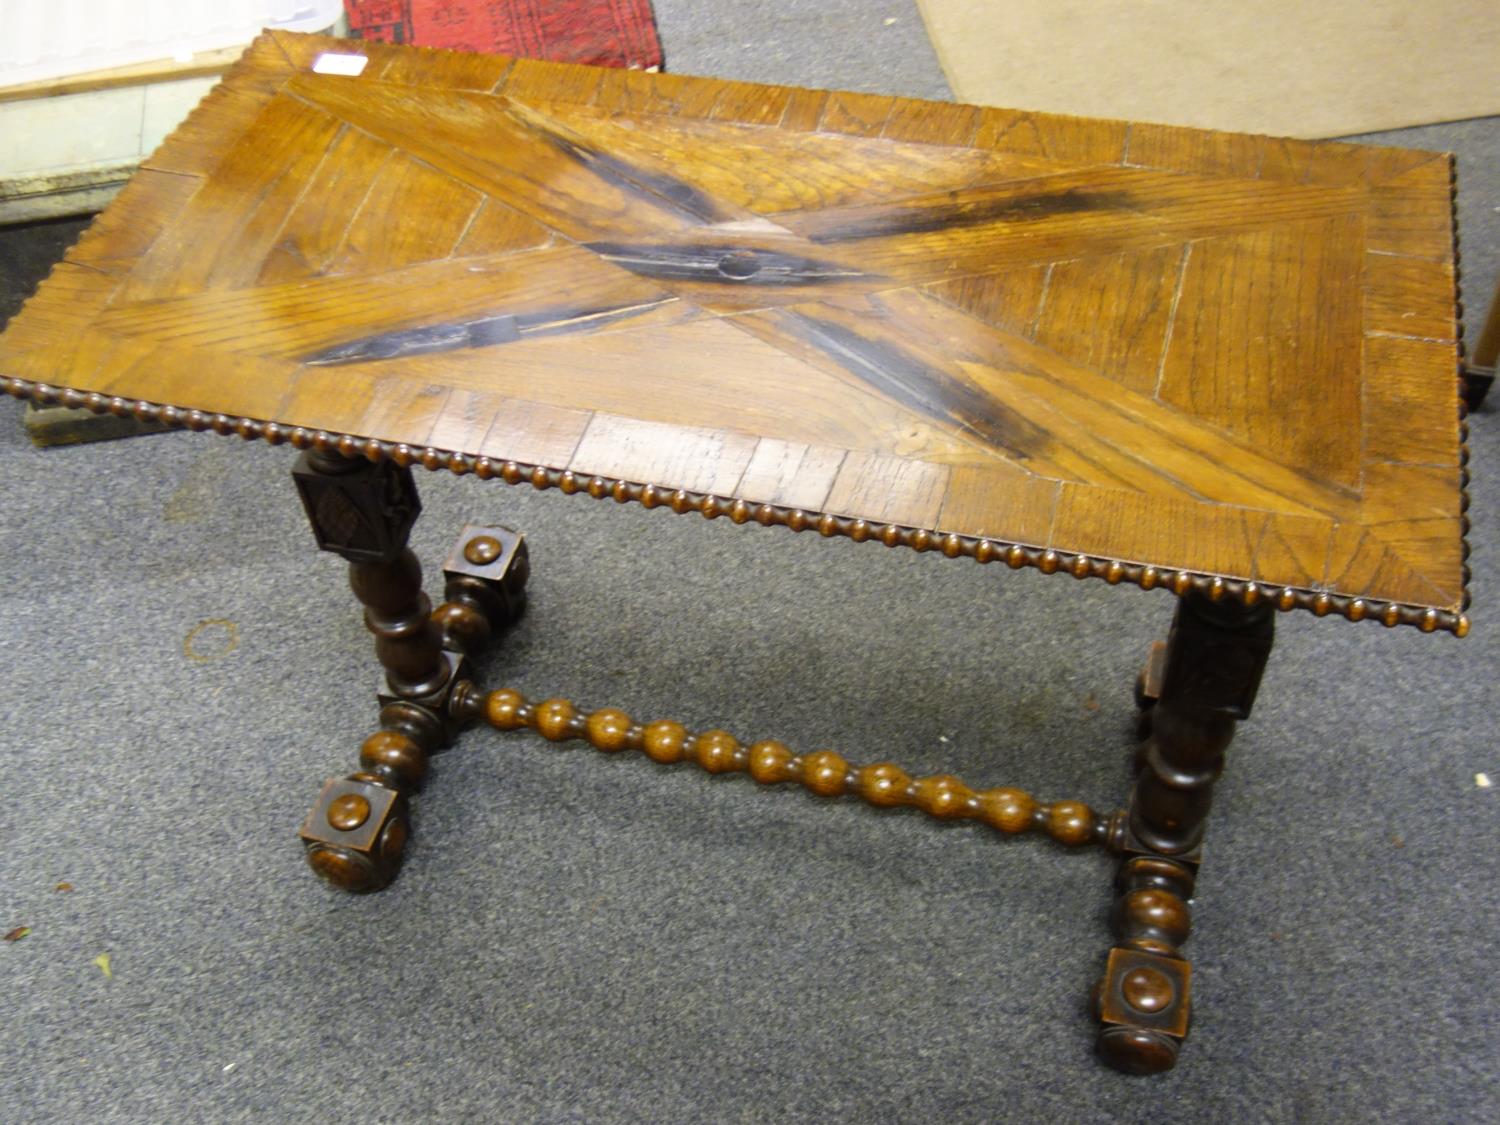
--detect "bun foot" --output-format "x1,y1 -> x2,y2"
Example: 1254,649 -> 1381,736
299,777 -> 410,893
1096,1027 -> 1180,1075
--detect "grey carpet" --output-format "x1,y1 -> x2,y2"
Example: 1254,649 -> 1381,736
2,3 -> 1498,1121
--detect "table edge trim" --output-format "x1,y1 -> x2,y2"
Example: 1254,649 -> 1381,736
3,376 -> 1469,637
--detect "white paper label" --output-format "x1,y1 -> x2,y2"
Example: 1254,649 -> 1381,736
312,53 -> 369,77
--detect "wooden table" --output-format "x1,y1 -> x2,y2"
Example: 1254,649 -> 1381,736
0,31 -> 1468,1076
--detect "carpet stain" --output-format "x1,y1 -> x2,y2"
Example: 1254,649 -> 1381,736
184,619 -> 240,662
163,447 -> 231,523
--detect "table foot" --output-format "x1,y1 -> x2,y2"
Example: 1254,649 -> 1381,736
301,773 -> 412,893
432,523 -> 529,657
1092,857 -> 1195,1074
298,687 -> 465,892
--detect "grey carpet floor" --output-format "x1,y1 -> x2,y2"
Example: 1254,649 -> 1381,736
2,3 -> 1498,1121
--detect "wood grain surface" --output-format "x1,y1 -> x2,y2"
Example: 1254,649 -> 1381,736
0,31 -> 1466,629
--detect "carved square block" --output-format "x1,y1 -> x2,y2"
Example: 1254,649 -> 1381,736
1114,811 -> 1204,873
292,453 -> 421,563
1159,601 -> 1274,720
299,777 -> 409,893
444,523 -> 527,582
441,523 -> 529,623
1097,948 -> 1191,1040
300,777 -> 400,851
375,649 -> 470,745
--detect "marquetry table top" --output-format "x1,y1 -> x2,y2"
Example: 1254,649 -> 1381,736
0,32 -> 1468,633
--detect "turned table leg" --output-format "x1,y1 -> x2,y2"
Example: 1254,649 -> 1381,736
290,449 -> 526,891
1094,593 -> 1274,1074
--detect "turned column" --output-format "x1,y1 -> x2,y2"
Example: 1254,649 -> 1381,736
1095,593 -> 1274,1075
292,448 -> 455,704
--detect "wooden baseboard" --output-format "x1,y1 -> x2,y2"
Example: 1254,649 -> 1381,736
0,166 -> 129,225
23,402 -> 168,447
0,45 -> 243,104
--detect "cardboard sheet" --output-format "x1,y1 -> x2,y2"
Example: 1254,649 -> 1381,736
916,1 -> 1500,138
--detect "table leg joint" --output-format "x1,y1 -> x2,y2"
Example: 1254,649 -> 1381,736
292,452 -> 528,892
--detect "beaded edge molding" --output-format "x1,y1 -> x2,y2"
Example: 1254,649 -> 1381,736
2,375 -> 1471,636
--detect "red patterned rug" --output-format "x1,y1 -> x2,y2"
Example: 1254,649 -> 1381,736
343,0 -> 663,69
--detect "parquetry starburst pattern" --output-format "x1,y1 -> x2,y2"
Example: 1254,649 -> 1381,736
0,31 -> 1465,622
